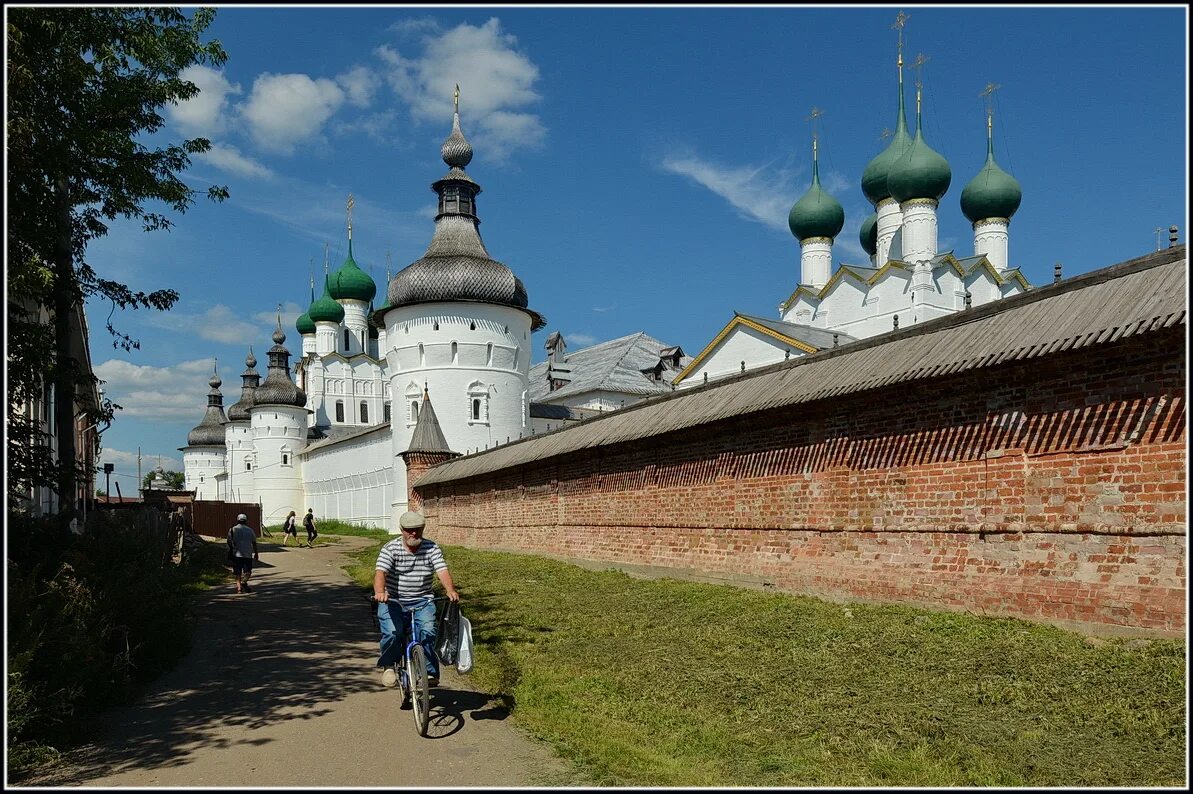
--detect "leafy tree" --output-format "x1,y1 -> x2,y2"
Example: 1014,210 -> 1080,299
7,8 -> 228,512
143,470 -> 186,491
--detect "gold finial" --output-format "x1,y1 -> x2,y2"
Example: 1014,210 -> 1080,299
893,10 -> 909,69
323,242 -> 329,274
454,84 -> 460,114
879,127 -> 894,142
346,194 -> 355,240
309,260 -> 315,292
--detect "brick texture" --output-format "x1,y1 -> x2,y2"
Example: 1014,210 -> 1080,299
414,329 -> 1187,636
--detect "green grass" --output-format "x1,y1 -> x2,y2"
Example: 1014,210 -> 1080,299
342,541 -> 1185,787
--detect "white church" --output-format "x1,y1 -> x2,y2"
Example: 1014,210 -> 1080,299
674,33 -> 1030,386
182,25 -> 1034,533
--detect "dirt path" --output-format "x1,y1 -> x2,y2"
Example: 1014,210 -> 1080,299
21,535 -> 580,787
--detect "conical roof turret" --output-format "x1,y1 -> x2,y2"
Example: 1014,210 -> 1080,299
406,387 -> 455,455
187,362 -> 228,446
960,113 -> 1022,223
387,88 -> 545,329
788,135 -> 845,241
226,347 -> 260,421
253,316 -> 307,408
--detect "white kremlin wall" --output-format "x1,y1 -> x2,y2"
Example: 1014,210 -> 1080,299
301,425 -> 393,528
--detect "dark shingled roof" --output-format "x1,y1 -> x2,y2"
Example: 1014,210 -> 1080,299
417,245 -> 1186,487
529,332 -> 692,402
406,392 -> 453,454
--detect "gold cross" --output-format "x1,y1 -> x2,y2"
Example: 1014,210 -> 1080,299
806,106 -> 824,144
913,53 -> 929,90
893,10 -> 909,65
980,81 -> 1000,119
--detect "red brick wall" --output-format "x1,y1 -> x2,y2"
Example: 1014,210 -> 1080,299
416,329 -> 1187,636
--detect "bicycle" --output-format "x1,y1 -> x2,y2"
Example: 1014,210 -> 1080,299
370,594 -> 450,737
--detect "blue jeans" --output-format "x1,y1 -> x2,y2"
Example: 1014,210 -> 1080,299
377,598 -> 439,679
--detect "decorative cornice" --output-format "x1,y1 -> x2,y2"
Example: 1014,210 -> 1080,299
972,217 -> 1011,229
900,197 -> 939,210
672,315 -> 818,385
799,236 -> 834,247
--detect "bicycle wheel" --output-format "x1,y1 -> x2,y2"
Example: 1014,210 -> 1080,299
408,645 -> 430,736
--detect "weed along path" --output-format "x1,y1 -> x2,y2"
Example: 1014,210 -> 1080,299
25,534 -> 577,788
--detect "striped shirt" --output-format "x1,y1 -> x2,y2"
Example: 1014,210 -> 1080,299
375,538 -> 447,606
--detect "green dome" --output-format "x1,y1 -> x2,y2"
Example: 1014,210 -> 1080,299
859,211 -> 878,256
861,77 -> 913,206
308,275 -> 345,324
888,127 -> 951,203
960,137 -> 1022,223
295,310 -> 315,336
788,158 -> 845,241
329,240 -> 377,302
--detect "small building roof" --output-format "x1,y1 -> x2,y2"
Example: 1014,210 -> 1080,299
529,331 -> 693,402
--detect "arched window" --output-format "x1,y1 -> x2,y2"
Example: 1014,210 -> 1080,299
405,382 -> 421,426
335,400 -> 345,423
245,461 -> 252,471
451,341 -> 458,363
344,328 -> 350,351
383,402 -> 391,422
486,343 -> 493,366
433,321 -> 439,331
360,401 -> 368,423
467,380 -> 489,425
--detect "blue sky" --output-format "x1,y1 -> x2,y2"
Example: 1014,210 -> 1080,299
75,5 -> 1188,487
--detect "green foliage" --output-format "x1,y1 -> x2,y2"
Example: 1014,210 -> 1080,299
6,509 -> 228,776
142,469 -> 185,490
6,7 -> 228,504
344,545 -> 1186,787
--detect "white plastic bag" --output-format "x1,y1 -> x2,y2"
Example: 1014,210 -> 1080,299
456,614 -> 474,673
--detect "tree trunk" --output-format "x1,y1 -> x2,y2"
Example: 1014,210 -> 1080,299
52,174 -> 78,515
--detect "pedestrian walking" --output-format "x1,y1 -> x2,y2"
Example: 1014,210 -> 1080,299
227,513 -> 260,594
303,508 -> 318,547
282,510 -> 298,547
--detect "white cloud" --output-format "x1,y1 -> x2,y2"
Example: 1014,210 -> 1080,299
143,304 -> 267,345
336,66 -> 381,108
253,302 -> 305,332
95,357 -> 219,423
387,17 -> 442,37
376,18 -> 545,160
199,143 -> 275,180
98,447 -> 183,480
332,110 -> 400,145
565,333 -> 597,347
591,304 -> 617,313
660,152 -> 796,232
241,73 -> 347,154
167,65 -> 241,138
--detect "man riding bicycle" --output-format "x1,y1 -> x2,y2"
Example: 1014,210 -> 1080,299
374,510 -> 459,688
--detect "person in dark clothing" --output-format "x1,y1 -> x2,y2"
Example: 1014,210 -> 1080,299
303,508 -> 318,547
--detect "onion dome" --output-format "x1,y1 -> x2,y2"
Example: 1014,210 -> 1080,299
187,365 -> 228,446
388,97 -> 545,330
788,140 -> 845,242
295,310 -> 315,336
861,70 -> 913,206
253,319 -> 307,408
226,347 -> 260,421
859,211 -> 878,256
960,121 -> 1022,223
887,87 -> 951,203
329,239 -> 377,302
308,275 -> 345,324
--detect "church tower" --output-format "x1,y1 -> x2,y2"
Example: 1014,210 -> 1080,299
379,87 -> 545,525
788,111 -> 845,290
181,361 -> 227,500
224,348 -> 259,502
960,87 -> 1023,274
248,315 -> 310,523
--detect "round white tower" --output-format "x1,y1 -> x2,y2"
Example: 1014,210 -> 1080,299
380,91 -> 544,525
181,363 -> 228,501
248,318 -> 311,525
224,348 -> 259,503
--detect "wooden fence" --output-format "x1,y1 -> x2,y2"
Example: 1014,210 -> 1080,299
192,501 -> 262,539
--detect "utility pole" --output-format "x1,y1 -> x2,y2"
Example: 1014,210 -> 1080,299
137,446 -> 142,494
